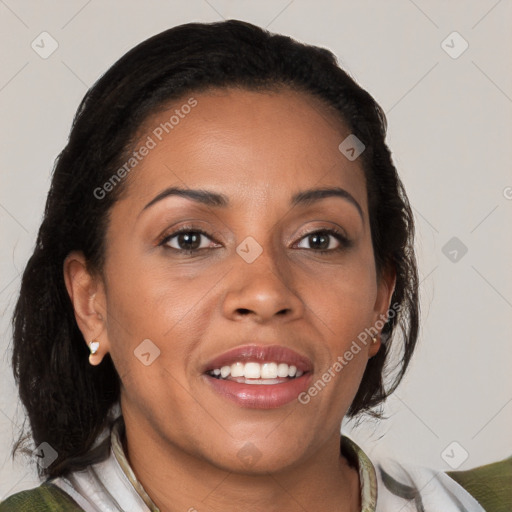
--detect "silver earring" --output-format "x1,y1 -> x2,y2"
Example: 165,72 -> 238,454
89,341 -> 100,355
372,336 -> 378,344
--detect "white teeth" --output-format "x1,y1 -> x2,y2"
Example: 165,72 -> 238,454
244,362 -> 261,379
231,362 -> 244,378
261,362 -> 278,379
277,363 -> 289,378
210,361 -> 305,380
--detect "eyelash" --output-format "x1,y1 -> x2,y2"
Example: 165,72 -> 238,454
157,226 -> 351,256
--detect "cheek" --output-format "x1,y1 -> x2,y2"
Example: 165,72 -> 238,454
102,253 -> 222,374
295,252 -> 378,400
103,263 -> 220,432
298,266 -> 377,417
300,252 -> 378,329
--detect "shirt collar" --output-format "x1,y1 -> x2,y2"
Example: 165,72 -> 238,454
111,417 -> 160,511
341,435 -> 378,511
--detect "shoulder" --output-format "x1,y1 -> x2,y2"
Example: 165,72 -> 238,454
0,482 -> 84,511
371,450 -> 512,512
447,456 -> 512,512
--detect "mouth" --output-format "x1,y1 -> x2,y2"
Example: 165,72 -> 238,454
203,345 -> 313,409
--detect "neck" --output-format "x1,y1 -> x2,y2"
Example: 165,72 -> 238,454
121,415 -> 361,512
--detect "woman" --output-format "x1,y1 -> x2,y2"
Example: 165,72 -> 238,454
1,20 -> 509,512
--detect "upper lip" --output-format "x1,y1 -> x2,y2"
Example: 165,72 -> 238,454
203,344 -> 313,373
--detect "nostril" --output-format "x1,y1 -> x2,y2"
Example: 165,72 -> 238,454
236,308 -> 251,316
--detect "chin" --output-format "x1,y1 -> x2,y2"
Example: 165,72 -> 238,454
209,448 -> 301,476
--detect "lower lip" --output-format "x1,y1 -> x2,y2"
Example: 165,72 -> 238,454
204,374 -> 312,409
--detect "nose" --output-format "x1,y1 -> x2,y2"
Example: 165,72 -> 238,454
221,248 -> 305,324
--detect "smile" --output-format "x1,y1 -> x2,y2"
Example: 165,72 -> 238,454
203,345 -> 313,408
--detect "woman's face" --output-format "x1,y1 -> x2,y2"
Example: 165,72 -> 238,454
82,88 -> 394,473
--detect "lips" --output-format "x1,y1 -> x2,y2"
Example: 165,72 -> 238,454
202,345 -> 313,409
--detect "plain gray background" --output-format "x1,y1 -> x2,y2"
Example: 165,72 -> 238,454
1,0 -> 511,499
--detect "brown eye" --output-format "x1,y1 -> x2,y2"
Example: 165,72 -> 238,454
160,229 -> 215,252
296,229 -> 350,252
307,232 -> 332,250
174,232 -> 202,250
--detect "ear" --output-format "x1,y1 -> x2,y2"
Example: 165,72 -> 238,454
63,251 -> 109,365
369,264 -> 397,357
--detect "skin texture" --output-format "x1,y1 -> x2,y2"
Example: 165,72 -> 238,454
64,87 -> 395,512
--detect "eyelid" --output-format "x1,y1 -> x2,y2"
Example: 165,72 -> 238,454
293,225 -> 350,243
297,223 -> 351,242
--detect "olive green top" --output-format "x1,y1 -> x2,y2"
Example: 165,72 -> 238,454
447,456 -> 512,512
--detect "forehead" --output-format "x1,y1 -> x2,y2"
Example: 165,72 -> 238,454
120,87 -> 367,212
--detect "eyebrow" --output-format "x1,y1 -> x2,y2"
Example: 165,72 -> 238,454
291,187 -> 363,220
142,186 -> 363,220
143,187 -> 229,211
